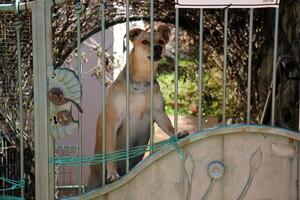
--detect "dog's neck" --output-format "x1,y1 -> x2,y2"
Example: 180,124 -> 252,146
129,48 -> 159,82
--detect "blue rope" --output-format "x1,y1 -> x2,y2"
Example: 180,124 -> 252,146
0,177 -> 25,200
0,177 -> 25,192
0,196 -> 25,200
170,136 -> 184,160
49,135 -> 184,166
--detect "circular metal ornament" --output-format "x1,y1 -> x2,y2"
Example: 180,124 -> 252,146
49,68 -> 81,139
207,161 -> 225,180
49,87 -> 68,106
56,110 -> 73,126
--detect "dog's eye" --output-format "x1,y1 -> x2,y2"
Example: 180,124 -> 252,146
158,40 -> 165,45
141,40 -> 149,45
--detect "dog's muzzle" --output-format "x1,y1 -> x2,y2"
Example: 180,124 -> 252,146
148,45 -> 163,61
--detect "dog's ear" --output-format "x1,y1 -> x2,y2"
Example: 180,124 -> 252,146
129,28 -> 143,42
157,24 -> 171,43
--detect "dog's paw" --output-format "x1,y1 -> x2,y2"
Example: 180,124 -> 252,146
177,130 -> 189,139
106,171 -> 120,184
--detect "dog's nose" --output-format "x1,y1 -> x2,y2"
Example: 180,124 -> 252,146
154,45 -> 162,55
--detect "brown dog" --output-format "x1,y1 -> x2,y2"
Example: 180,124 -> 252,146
88,24 -> 187,190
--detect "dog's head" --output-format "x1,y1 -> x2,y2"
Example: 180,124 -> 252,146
129,24 -> 171,62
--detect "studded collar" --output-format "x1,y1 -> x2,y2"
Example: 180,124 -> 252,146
131,79 -> 158,93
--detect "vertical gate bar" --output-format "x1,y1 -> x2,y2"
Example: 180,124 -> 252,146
298,80 -> 300,199
2,140 -> 4,197
46,1 -> 55,197
198,8 -> 203,131
125,0 -> 130,173
15,15 -> 24,197
75,1 -> 83,194
101,0 -> 107,186
150,0 -> 154,154
271,7 -> 279,126
174,7 -> 179,135
247,8 -> 254,124
222,8 -> 228,125
33,0 -> 54,199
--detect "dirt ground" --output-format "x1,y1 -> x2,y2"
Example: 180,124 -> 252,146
154,115 -> 219,141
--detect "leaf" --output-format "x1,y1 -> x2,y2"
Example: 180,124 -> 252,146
184,153 -> 194,182
250,147 -> 263,171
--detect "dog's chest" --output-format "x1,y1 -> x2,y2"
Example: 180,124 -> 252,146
129,92 -> 151,119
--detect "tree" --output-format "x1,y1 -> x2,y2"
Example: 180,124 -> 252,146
2,0 -> 292,126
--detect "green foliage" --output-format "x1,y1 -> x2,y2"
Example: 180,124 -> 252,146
158,59 -> 227,118
202,67 -> 223,117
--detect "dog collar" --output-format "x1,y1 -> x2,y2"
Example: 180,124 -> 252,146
131,80 -> 158,93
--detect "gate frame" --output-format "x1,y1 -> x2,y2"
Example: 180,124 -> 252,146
31,1 -> 54,199
0,0 -> 60,199
0,0 -> 287,199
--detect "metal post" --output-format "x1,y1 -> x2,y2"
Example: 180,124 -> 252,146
125,0 -> 130,173
175,7 -> 179,135
101,0 -> 107,186
222,8 -> 228,125
75,1 -> 83,194
198,9 -> 204,131
0,0 -> 68,12
150,0 -> 154,154
32,0 -> 54,199
45,1 -> 55,197
271,7 -> 279,126
15,14 -> 24,197
247,8 -> 254,124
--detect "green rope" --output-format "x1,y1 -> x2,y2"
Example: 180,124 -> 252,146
49,135 -> 184,166
170,136 -> 184,160
0,177 -> 25,192
0,177 -> 25,200
0,196 -> 25,200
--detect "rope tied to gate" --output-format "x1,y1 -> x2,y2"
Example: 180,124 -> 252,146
0,196 -> 25,200
0,177 -> 25,192
0,177 -> 24,199
170,135 -> 184,160
49,135 -> 185,166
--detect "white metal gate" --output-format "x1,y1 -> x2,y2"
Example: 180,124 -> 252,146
1,0 -> 296,199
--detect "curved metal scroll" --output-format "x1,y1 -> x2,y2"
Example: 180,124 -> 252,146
237,147 -> 263,200
201,161 -> 225,200
184,153 -> 194,200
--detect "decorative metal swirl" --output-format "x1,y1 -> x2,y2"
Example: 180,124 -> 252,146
49,68 -> 82,138
201,161 -> 225,200
184,153 -> 194,200
237,147 -> 263,200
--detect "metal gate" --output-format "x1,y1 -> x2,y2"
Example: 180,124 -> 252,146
1,0 -> 297,199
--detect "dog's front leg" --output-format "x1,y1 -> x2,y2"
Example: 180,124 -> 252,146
105,101 -> 125,183
105,125 -> 119,182
154,104 -> 189,138
154,111 -> 175,137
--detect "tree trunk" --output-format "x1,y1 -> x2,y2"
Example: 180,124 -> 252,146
259,1 -> 300,130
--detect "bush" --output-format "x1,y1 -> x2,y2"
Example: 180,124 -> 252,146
158,59 -> 227,119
